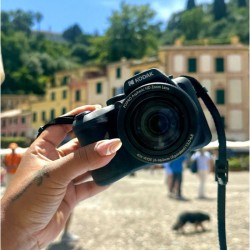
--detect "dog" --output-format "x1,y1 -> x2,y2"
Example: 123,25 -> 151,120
172,211 -> 210,233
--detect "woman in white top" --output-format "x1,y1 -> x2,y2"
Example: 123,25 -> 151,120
191,149 -> 213,199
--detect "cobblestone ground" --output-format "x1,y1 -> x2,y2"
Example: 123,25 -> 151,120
42,169 -> 249,250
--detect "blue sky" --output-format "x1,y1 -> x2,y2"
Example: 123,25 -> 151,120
1,0 -> 212,34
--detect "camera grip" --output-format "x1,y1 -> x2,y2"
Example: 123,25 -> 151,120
76,126 -> 108,147
73,116 -> 108,147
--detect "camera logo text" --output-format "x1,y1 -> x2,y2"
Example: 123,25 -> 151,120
128,71 -> 154,87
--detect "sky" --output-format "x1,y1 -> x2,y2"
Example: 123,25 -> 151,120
1,0 -> 213,34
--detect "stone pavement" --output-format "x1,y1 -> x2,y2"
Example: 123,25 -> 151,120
43,169 -> 249,250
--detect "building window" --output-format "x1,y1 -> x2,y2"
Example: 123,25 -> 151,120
200,54 -> 211,73
2,120 -> 6,128
33,112 -> 37,122
228,55 -> 241,72
61,107 -> 67,114
62,90 -> 67,99
230,110 -> 243,130
215,57 -> 224,72
51,92 -> 56,101
116,67 -> 121,79
61,76 -> 70,86
21,117 -> 26,124
216,89 -> 225,105
75,90 -> 81,102
13,118 -> 18,124
229,79 -> 242,104
50,109 -> 55,120
42,111 -> 46,122
188,58 -> 197,73
96,82 -> 102,94
174,55 -> 184,73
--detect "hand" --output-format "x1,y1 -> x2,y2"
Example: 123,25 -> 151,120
1,105 -> 122,250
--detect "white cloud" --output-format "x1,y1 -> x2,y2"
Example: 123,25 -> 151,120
151,1 -> 185,21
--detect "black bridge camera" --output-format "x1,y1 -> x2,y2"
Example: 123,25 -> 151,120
73,68 -> 212,185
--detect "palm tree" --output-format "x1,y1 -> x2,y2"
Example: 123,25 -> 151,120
35,12 -> 43,31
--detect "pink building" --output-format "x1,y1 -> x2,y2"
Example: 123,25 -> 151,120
1,109 -> 32,138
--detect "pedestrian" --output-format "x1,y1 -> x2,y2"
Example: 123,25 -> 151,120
3,142 -> 22,186
163,162 -> 173,197
191,149 -> 213,199
1,105 -> 123,250
169,155 -> 187,200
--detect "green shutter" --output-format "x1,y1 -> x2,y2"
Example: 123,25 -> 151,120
215,58 -> 224,72
188,58 -> 197,72
216,89 -> 225,104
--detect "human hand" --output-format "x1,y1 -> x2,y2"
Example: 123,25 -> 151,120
1,105 -> 122,250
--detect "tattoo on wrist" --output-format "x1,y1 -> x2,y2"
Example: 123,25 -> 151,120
11,165 -> 50,202
35,165 -> 50,186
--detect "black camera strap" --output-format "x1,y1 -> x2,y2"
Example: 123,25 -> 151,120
37,115 -> 76,138
184,76 -> 228,250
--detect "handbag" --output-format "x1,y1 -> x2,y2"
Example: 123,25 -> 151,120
190,160 -> 198,173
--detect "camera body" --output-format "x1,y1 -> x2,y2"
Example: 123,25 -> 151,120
73,69 -> 211,185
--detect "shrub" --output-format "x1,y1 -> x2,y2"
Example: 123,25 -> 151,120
1,137 -> 31,148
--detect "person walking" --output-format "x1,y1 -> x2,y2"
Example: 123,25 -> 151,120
168,155 -> 187,200
3,142 -> 22,186
191,149 -> 213,199
163,162 -> 173,197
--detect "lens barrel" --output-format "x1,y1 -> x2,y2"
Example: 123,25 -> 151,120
117,83 -> 198,163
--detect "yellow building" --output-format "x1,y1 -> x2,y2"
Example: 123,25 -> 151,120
31,82 -> 70,133
85,73 -> 108,107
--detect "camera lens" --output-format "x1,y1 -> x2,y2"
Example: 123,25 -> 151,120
117,83 -> 198,163
132,101 -> 181,151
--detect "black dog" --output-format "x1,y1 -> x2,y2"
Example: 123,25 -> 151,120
172,212 -> 210,232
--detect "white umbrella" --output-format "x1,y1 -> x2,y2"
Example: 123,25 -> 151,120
0,147 -> 27,156
204,140 -> 250,150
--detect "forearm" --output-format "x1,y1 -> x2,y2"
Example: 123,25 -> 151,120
1,202 -> 38,250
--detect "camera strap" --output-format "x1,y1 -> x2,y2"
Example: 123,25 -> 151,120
184,76 -> 228,250
37,115 -> 76,138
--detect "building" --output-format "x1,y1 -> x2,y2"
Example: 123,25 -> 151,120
0,109 -> 32,138
30,82 -> 70,134
1,43 -> 249,141
159,43 -> 249,141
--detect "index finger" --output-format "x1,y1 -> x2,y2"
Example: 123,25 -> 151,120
37,105 -> 101,148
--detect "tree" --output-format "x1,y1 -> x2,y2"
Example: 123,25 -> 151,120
11,9 -> 34,35
1,11 -> 13,35
70,44 -> 90,63
163,7 -> 205,43
186,0 -> 196,10
105,2 -> 161,62
62,24 -> 83,43
34,12 -> 43,31
213,0 -> 227,21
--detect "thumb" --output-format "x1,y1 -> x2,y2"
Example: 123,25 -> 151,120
51,139 -> 122,184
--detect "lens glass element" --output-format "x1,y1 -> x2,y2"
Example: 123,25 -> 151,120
131,99 -> 182,151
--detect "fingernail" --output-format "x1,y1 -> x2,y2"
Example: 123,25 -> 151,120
94,139 -> 122,156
